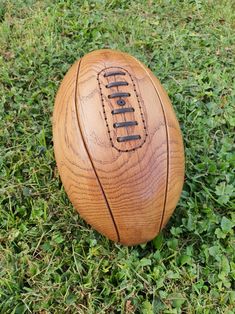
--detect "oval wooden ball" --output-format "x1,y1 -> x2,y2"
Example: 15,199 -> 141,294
53,49 -> 185,246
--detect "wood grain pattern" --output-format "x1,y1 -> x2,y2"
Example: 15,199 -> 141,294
53,49 -> 184,246
53,61 -> 119,242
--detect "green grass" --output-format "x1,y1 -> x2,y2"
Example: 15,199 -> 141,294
0,0 -> 234,313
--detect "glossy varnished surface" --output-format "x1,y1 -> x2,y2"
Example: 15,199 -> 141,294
53,49 -> 184,245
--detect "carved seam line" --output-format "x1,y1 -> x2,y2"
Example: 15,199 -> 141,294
143,72 -> 169,234
74,59 -> 120,243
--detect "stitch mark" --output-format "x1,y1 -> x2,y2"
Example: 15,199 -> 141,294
97,67 -> 148,152
108,92 -> 131,99
106,81 -> 128,88
104,70 -> 126,77
112,107 -> 135,114
117,135 -> 141,142
113,121 -> 138,128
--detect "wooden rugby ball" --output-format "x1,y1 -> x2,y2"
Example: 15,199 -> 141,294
53,49 -> 184,246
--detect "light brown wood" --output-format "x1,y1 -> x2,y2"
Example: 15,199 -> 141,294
53,49 -> 184,246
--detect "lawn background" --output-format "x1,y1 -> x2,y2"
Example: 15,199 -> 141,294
0,0 -> 234,313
